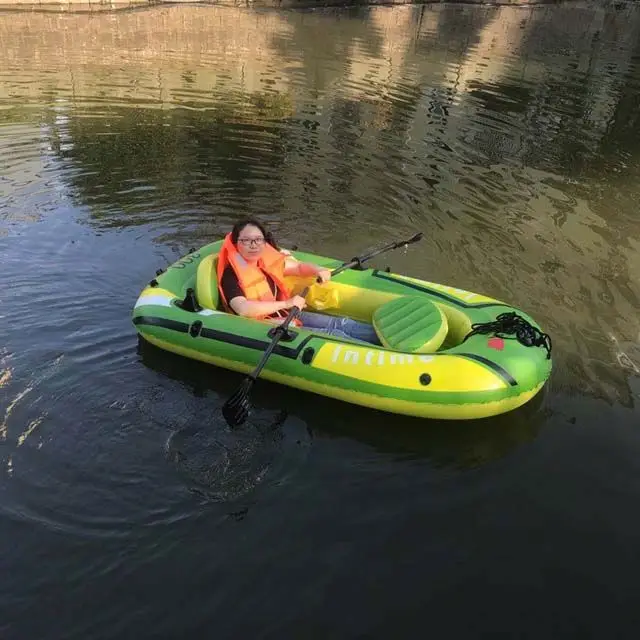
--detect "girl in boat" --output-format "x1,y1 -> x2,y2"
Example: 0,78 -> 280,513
217,218 -> 380,345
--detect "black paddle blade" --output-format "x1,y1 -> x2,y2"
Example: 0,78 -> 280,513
221,377 -> 254,427
407,232 -> 423,244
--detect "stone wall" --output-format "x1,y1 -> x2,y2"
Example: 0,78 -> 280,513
0,0 -> 567,13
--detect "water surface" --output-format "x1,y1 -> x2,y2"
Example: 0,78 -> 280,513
1,3 -> 640,638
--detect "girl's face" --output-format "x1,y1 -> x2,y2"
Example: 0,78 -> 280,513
236,224 -> 266,262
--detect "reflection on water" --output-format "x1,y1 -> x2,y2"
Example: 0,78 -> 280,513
0,3 -> 638,448
139,336 -> 546,470
3,3 -> 638,404
1,4 -> 640,637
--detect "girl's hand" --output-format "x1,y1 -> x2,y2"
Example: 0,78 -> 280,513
316,268 -> 331,283
287,295 -> 307,310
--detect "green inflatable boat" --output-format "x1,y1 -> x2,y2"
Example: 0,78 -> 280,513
132,240 -> 552,420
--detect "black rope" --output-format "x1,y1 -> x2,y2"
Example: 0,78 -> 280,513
462,312 -> 552,359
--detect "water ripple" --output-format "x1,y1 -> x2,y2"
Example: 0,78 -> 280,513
1,5 -> 640,635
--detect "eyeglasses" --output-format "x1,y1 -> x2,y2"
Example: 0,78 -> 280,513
238,237 -> 265,247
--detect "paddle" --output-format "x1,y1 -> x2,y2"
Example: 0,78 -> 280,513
221,231 -> 424,427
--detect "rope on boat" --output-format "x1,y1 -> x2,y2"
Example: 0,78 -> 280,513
462,312 -> 552,360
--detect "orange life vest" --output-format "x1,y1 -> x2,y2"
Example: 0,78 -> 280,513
216,233 -> 297,323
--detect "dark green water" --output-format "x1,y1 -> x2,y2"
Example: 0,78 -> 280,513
1,2 -> 640,638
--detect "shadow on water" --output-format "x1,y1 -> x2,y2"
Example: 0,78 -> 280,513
136,339 -> 315,507
164,414 -> 290,512
137,337 -> 549,474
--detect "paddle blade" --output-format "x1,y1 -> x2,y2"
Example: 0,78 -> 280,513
407,232 -> 423,244
222,377 -> 254,427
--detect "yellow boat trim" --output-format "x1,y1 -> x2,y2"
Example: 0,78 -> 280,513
390,274 -> 503,306
140,334 -> 542,420
138,287 -> 175,301
311,342 -> 508,392
287,277 -> 397,322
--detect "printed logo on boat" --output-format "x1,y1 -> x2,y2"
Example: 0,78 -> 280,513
169,252 -> 201,269
330,345 -> 434,367
311,343 -> 509,392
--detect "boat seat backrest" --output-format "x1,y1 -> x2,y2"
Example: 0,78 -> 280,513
196,253 -> 221,310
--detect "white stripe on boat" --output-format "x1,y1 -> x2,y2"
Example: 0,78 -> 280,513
134,295 -> 173,308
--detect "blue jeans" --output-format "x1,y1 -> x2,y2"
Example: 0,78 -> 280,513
299,311 -> 381,345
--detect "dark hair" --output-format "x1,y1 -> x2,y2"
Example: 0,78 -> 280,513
230,218 -> 278,249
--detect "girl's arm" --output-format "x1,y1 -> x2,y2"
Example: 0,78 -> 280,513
229,295 -> 306,318
284,257 -> 331,282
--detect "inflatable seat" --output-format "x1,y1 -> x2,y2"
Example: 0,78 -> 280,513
372,295 -> 448,353
196,254 -> 220,310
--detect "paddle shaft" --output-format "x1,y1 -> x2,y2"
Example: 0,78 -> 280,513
331,232 -> 423,278
246,284 -> 310,381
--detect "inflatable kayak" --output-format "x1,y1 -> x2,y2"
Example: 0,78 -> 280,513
132,241 -> 552,420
